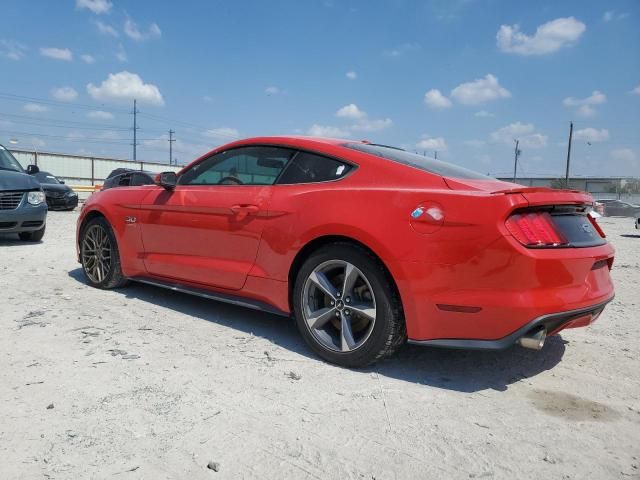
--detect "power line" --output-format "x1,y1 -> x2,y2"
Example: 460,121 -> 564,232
0,128 -> 133,145
0,92 -> 129,114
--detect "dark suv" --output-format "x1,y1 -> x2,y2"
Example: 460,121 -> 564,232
0,145 -> 47,241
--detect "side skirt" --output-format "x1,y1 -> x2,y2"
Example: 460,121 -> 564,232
130,276 -> 290,317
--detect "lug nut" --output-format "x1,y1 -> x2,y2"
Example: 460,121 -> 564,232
336,292 -> 341,298
345,309 -> 350,316
335,311 -> 340,317
330,300 -> 335,306
345,297 -> 351,303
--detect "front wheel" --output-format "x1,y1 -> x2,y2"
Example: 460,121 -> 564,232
80,217 -> 128,289
293,243 -> 406,368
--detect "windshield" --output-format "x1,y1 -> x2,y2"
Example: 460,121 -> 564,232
0,145 -> 25,173
343,143 -> 492,180
35,171 -> 61,184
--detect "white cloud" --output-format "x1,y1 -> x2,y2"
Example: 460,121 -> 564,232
307,124 -> 351,138
603,11 -> 629,22
87,110 -> 114,120
203,128 -> 240,139
0,40 -> 27,60
384,42 -> 421,57
80,54 -> 95,64
563,90 -> 606,117
23,103 -> 49,113
40,47 -> 73,61
76,0 -> 112,14
450,74 -> 511,105
424,89 -> 452,109
609,148 -> 637,163
573,128 -> 609,143
95,20 -> 118,37
115,44 -> 127,62
490,122 -> 547,148
124,18 -> 162,41
336,103 -> 366,120
335,104 -> 392,132
346,71 -> 357,80
265,86 -> 280,95
631,84 -> 640,95
350,118 -> 393,132
416,136 -> 447,151
563,90 -> 606,107
51,86 -> 78,102
496,17 -> 586,55
87,71 -> 164,106
474,110 -> 494,118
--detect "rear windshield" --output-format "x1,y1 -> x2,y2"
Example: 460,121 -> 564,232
343,143 -> 492,180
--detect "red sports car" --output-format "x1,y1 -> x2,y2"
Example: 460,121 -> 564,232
77,136 -> 615,367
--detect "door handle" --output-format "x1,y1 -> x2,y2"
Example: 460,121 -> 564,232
230,204 -> 260,220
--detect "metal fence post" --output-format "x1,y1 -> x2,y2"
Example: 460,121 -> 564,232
91,157 -> 95,186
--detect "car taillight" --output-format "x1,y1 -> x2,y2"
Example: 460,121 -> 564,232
505,212 -> 568,247
587,214 -> 606,238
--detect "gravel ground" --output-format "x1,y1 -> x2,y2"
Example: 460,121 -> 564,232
1,211 -> 639,480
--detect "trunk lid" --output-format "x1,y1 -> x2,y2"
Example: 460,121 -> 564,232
443,177 -> 605,248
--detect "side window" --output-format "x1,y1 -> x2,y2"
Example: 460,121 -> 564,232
131,173 -> 154,186
277,151 -> 352,184
179,146 -> 294,186
117,174 -> 132,187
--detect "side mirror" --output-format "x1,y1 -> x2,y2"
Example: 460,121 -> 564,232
26,164 -> 40,175
156,171 -> 177,190
59,179 -> 65,184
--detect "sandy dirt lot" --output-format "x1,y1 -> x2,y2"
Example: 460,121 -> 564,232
1,211 -> 639,479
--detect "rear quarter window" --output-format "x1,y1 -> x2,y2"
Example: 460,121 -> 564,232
277,151 -> 351,184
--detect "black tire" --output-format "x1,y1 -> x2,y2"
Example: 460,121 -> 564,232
293,242 -> 406,368
80,216 -> 129,289
18,225 -> 45,242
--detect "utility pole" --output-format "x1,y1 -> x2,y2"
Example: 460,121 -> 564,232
512,139 -> 520,182
168,129 -> 175,165
565,121 -> 573,188
131,99 -> 140,161
434,151 -> 438,160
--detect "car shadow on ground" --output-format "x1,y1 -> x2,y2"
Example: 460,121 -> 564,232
68,268 -> 566,393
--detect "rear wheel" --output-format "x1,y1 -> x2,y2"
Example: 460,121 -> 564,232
18,225 -> 45,242
293,243 -> 405,367
80,217 -> 128,289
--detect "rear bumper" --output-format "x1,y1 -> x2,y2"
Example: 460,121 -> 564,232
393,234 -> 615,342
408,296 -> 613,350
0,203 -> 47,233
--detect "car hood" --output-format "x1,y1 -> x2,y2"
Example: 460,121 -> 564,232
41,183 -> 73,194
0,170 -> 41,191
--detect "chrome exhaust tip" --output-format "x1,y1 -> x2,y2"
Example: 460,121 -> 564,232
517,329 -> 547,350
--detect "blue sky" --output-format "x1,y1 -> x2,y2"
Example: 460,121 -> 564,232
0,0 -> 639,176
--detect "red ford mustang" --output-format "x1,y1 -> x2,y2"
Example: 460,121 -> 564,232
77,136 -> 615,367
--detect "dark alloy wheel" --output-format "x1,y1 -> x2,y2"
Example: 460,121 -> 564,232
293,243 -> 406,367
80,217 -> 128,289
